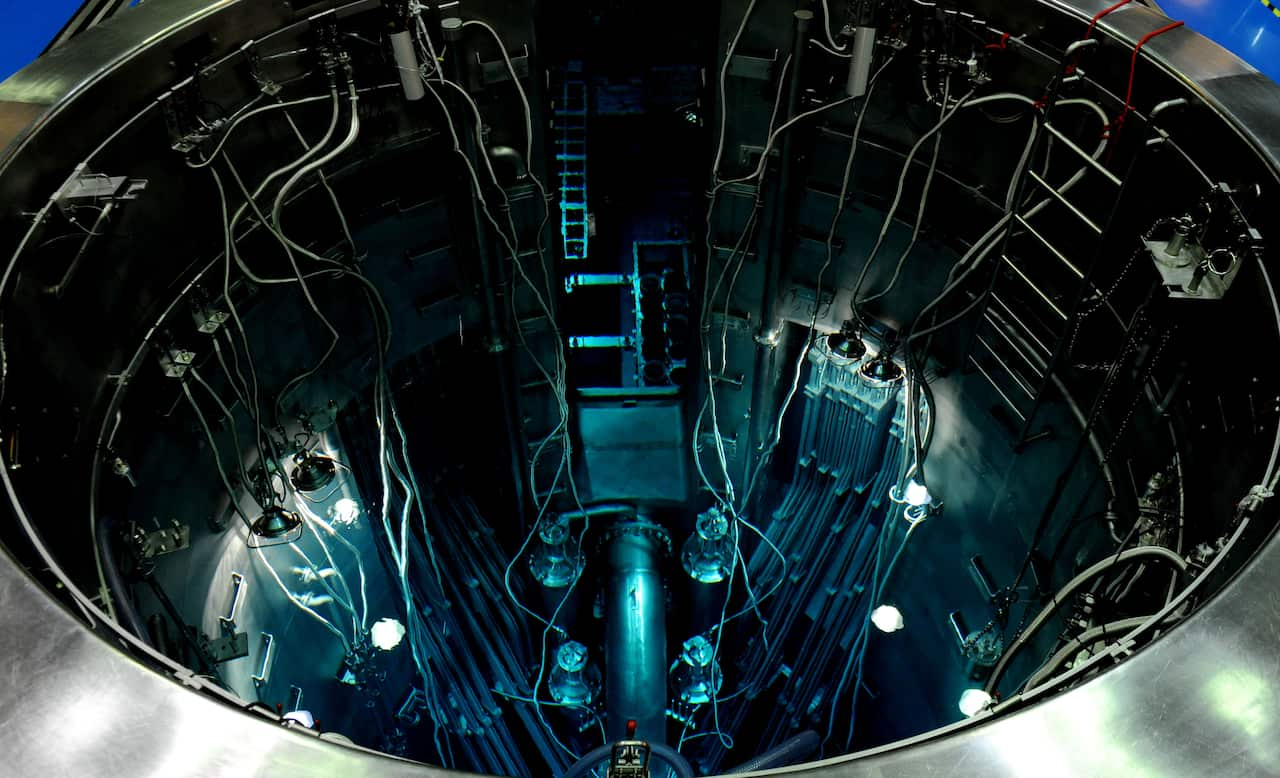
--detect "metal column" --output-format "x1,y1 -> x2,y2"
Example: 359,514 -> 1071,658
604,520 -> 670,743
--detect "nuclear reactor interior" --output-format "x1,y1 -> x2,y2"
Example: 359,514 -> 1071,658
1,0 -> 1278,775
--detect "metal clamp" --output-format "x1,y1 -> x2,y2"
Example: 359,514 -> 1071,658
219,572 -> 246,630
252,632 -> 275,689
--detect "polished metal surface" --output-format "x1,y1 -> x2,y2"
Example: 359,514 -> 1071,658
0,546 -> 480,778
1,0 -> 1280,776
604,524 -> 669,743
2,510 -> 1276,776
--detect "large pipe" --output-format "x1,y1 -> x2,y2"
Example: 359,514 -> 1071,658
604,523 -> 668,743
442,16 -> 529,528
749,9 -> 812,459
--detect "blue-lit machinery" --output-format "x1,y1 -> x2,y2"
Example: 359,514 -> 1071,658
2,0 -> 1280,777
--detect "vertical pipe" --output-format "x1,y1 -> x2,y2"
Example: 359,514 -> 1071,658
605,526 -> 668,743
442,17 -> 529,526
389,29 -> 426,101
749,9 -> 811,468
845,27 -> 877,98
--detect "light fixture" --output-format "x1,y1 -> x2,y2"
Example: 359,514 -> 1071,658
370,617 -> 406,651
290,450 -> 338,493
330,497 -> 360,527
249,506 -> 304,546
528,516 -> 583,588
958,688 -> 993,717
826,319 -> 867,363
903,479 -> 931,507
870,604 -> 905,633
548,640 -> 601,705
858,353 -> 905,385
681,506 -> 733,584
890,478 -> 934,523
670,635 -> 723,705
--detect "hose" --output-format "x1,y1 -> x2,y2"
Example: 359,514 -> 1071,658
93,513 -> 151,643
985,545 -> 1187,693
563,742 -> 695,778
725,730 -> 820,773
1021,615 -> 1156,691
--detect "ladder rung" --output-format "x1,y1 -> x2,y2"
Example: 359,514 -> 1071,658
975,336 -> 1035,398
982,310 -> 1047,377
1001,255 -> 1068,320
1013,215 -> 1084,279
991,294 -> 1053,356
1043,123 -> 1123,187
968,355 -> 1028,421
1027,170 -> 1103,235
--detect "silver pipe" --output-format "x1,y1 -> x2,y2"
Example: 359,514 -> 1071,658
986,545 -> 1187,693
845,27 -> 876,97
605,526 -> 668,743
389,30 -> 425,101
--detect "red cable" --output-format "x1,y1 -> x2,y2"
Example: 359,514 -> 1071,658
1107,20 -> 1185,138
985,32 -> 1012,51
1065,0 -> 1134,75
1085,0 -> 1135,41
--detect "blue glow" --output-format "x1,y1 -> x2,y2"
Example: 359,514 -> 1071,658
1156,0 -> 1280,85
0,0 -> 87,83
557,76 -> 590,260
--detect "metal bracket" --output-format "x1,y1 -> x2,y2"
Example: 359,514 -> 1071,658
141,522 -> 190,558
160,76 -> 209,153
477,44 -> 530,85
697,432 -> 737,460
53,166 -> 146,215
252,632 -> 275,689
1145,238 -> 1241,300
193,303 -> 230,334
568,335 -> 635,349
969,555 -> 998,599
397,688 -> 427,725
948,610 -> 968,647
218,572 -> 246,631
727,50 -> 779,81
708,312 -> 752,334
159,347 -> 195,378
565,273 -> 633,293
202,630 -> 250,664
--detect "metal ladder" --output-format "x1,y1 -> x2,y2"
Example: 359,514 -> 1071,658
962,39 -> 1130,448
556,77 -> 589,261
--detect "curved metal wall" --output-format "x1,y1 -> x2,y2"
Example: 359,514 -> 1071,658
1,0 -> 1279,776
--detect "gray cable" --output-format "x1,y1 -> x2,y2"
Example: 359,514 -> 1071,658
985,545 -> 1187,693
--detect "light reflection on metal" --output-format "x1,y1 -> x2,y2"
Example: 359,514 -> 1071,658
252,632 -> 275,689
